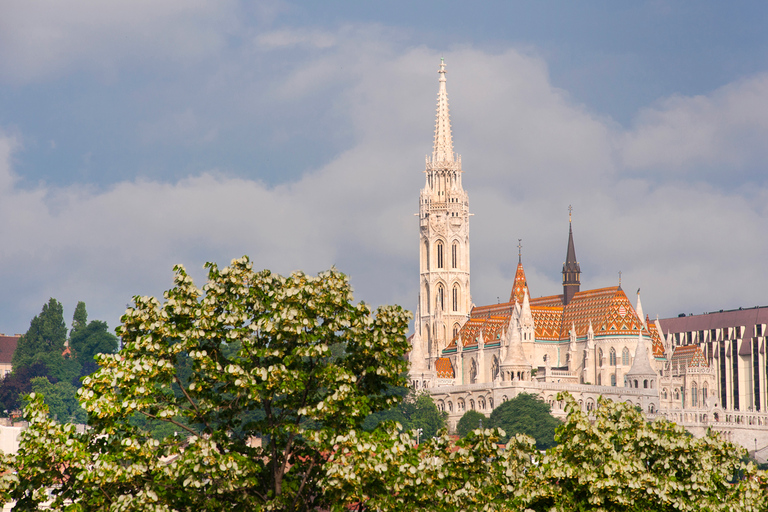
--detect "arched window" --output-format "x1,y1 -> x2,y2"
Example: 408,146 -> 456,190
469,399 -> 475,410
691,381 -> 698,407
598,349 -> 603,367
470,358 -> 478,384
610,348 -> 616,366
610,374 -> 616,386
674,388 -> 680,400
424,240 -> 430,271
436,241 -> 444,269
622,347 -> 629,365
452,242 -> 458,269
663,388 -> 668,400
436,284 -> 444,311
702,382 -> 708,403
452,324 -> 460,341
491,356 -> 500,381
448,401 -> 453,412
643,379 -> 648,389
452,284 -> 459,312
597,373 -> 602,385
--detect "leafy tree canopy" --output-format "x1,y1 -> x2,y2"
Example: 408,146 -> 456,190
28,377 -> 86,424
489,392 -> 560,449
2,258 -> 411,511
363,390 -> 446,440
456,409 -> 486,438
70,318 -> 118,378
11,298 -> 67,370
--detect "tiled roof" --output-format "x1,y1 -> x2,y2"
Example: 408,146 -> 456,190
435,357 -> 455,378
0,335 -> 19,365
453,286 -> 654,351
509,262 -> 529,304
646,319 -> 666,358
671,344 -> 708,369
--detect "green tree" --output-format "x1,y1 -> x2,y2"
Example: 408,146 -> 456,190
363,390 -> 446,440
70,319 -> 118,378
456,409 -> 486,438
70,301 -> 88,337
12,298 -> 68,370
2,258 -> 411,511
489,392 -> 560,449
28,377 -> 86,424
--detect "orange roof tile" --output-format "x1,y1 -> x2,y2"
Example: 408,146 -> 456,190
435,357 -> 455,378
509,262 -> 530,304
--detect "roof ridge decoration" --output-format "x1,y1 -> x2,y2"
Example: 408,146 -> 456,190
432,58 -> 454,164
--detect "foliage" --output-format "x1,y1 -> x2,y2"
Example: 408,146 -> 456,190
71,300 -> 88,337
0,362 -> 50,413
321,424 -> 536,512
11,298 -> 67,370
2,258 -> 411,511
456,409 -> 486,438
526,393 -> 768,511
363,389 -> 446,440
489,392 -> 560,449
28,377 -> 86,424
70,318 -> 119,379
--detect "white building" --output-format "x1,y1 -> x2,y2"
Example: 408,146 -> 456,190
409,60 -> 768,454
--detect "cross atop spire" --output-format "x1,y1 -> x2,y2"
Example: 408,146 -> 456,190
432,58 -> 454,163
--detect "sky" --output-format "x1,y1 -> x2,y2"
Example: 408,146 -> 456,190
1,1 -> 768,335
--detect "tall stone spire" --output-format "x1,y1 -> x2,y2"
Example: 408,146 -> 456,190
417,58 -> 470,379
432,58 -> 454,163
562,207 -> 581,305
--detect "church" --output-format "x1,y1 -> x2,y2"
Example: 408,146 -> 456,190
407,60 -> 768,453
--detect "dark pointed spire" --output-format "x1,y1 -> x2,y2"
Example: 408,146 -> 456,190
562,207 -> 581,305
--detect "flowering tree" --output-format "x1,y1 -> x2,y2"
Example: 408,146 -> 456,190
528,393 -> 768,512
321,424 -> 537,512
1,258 -> 411,511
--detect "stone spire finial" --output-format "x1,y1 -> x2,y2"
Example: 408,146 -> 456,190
432,58 -> 454,163
635,288 -> 646,329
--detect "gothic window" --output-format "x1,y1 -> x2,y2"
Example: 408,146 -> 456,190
452,284 -> 459,311
674,388 -> 680,400
469,399 -> 475,410
597,373 -> 602,385
470,358 -> 478,384
622,347 -> 629,365
437,241 -> 444,269
663,388 -> 668,400
452,324 -> 460,341
424,240 -> 430,271
452,242 -> 458,268
610,374 -> 616,386
598,349 -> 603,367
437,284 -> 444,311
491,356 -> 500,381
702,382 -> 708,403
609,348 -> 616,366
448,401 -> 453,412
692,381 -> 698,407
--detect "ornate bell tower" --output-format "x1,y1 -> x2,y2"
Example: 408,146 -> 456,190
414,59 -> 471,372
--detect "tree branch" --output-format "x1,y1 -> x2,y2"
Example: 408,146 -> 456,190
138,410 -> 197,437
174,375 -> 213,433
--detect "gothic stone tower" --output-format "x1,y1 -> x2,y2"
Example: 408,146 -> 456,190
417,59 -> 471,371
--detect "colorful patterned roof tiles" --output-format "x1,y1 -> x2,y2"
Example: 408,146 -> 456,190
509,262 -> 530,304
435,357 -> 455,378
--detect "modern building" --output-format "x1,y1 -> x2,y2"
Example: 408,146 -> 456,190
408,60 -> 768,453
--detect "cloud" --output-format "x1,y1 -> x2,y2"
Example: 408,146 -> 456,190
0,0 -> 243,83
619,74 -> 768,180
1,24 -> 767,338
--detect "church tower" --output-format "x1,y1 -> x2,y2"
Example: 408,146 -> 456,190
417,59 -> 471,371
562,210 -> 581,305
